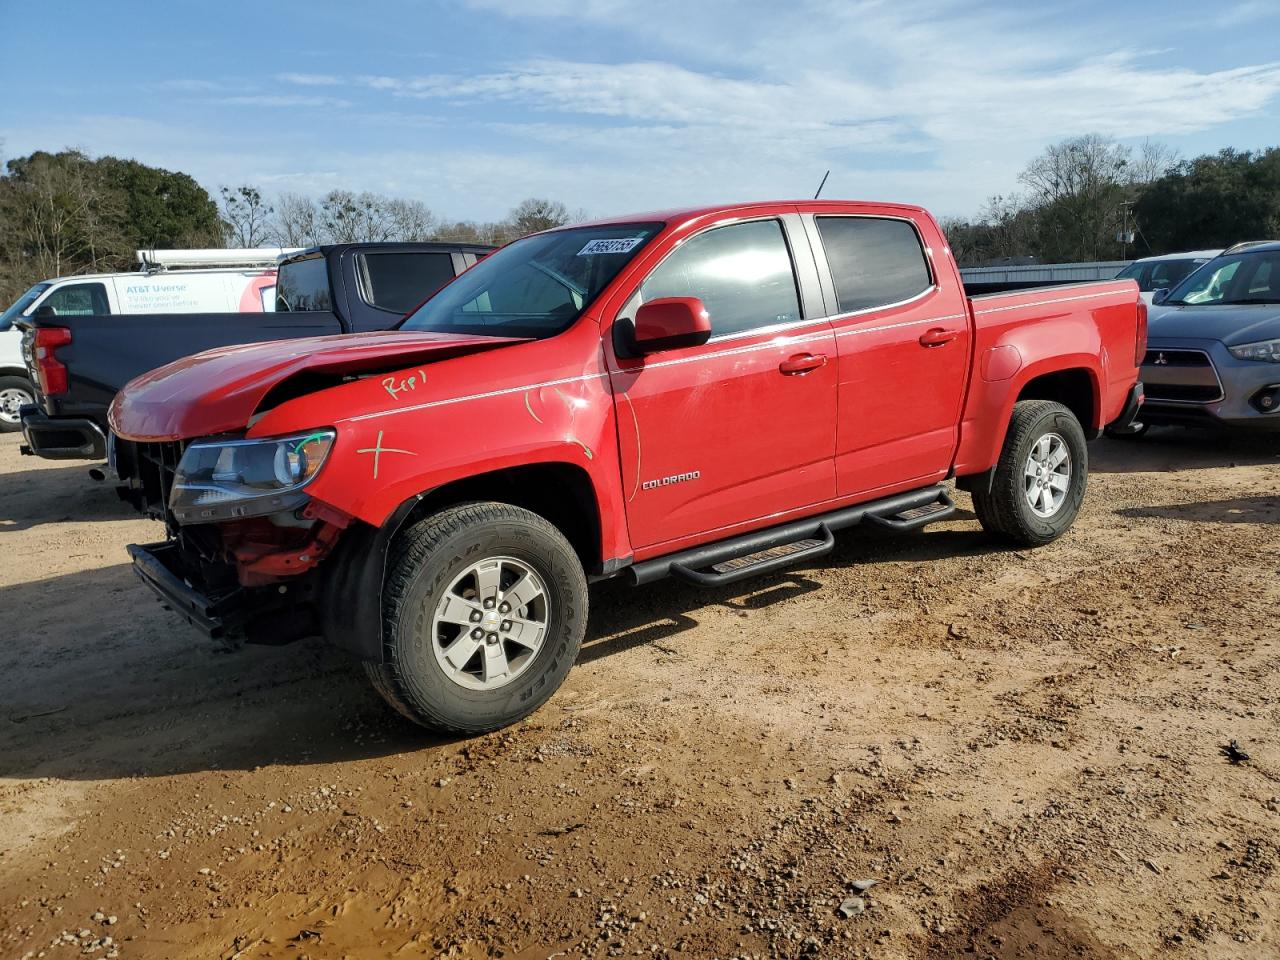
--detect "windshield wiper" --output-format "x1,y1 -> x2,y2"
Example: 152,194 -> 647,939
1216,298 -> 1280,305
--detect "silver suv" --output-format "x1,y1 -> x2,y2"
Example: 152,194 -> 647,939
1133,242 -> 1280,433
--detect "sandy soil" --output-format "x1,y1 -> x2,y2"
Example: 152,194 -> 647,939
1,427 -> 1278,960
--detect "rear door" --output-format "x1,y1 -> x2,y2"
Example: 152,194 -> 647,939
606,214 -> 838,551
805,212 -> 970,497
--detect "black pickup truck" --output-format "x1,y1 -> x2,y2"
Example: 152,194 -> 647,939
18,241 -> 492,461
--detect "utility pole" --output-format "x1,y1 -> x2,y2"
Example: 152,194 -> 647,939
1117,200 -> 1135,261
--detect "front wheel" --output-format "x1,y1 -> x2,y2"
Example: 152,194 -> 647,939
0,376 -> 35,433
366,501 -> 587,734
972,400 -> 1088,547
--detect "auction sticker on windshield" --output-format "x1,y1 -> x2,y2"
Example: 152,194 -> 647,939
578,238 -> 644,256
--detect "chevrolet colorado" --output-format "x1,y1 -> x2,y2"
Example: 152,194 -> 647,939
110,200 -> 1145,734
18,242 -> 490,460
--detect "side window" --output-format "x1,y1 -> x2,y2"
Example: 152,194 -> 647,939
37,282 -> 109,317
637,219 -> 800,338
1150,260 -> 1196,290
359,252 -> 456,314
815,217 -> 932,313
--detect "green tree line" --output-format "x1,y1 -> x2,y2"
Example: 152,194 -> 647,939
942,136 -> 1280,267
4,139 -> 1279,304
0,148 -> 578,304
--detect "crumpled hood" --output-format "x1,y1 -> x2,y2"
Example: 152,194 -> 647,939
109,330 -> 525,441
1148,304 -> 1280,345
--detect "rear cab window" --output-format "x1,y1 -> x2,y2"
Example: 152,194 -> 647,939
275,256 -> 333,312
815,216 -> 933,313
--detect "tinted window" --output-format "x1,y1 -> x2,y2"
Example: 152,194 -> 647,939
402,223 -> 660,339
1148,259 -> 1201,291
359,252 -> 456,314
637,219 -> 800,337
816,217 -> 932,313
37,282 -> 109,317
275,256 -> 332,312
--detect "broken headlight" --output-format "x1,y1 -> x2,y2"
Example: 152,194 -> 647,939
169,429 -> 336,523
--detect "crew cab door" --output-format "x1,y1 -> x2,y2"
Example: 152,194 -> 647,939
606,215 -> 837,552
804,211 -> 971,497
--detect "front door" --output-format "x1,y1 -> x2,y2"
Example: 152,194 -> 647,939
606,217 -> 838,552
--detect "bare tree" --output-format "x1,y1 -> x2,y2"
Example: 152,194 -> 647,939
320,190 -> 401,243
384,197 -> 437,241
1130,139 -> 1181,186
1018,135 -> 1134,261
220,185 -> 273,247
271,192 -> 322,246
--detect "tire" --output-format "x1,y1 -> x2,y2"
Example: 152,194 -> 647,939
0,375 -> 35,433
1104,420 -> 1148,440
366,501 -> 587,734
972,400 -> 1088,547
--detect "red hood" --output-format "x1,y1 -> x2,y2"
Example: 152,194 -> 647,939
109,331 -> 525,441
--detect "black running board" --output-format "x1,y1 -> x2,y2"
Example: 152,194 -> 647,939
628,485 -> 954,587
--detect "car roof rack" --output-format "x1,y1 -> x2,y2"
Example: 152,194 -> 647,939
135,248 -> 305,271
1222,240 -> 1280,255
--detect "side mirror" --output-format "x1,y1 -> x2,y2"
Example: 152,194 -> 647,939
631,297 -> 711,354
33,304 -> 57,318
1151,288 -> 1170,306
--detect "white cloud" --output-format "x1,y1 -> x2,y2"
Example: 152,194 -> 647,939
273,73 -> 345,87
210,94 -> 352,109
12,0 -> 1280,221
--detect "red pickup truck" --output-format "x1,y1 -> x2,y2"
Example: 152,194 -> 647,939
110,200 -> 1145,734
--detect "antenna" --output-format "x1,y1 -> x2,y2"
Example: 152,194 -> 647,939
813,170 -> 830,200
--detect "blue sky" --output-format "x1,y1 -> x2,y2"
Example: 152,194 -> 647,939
2,0 -> 1279,222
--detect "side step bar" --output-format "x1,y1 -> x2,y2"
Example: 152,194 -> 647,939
629,485 -> 955,587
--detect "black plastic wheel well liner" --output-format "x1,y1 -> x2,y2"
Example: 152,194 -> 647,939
1016,368 -> 1096,436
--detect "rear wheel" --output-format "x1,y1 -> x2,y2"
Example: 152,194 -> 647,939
0,376 -> 34,433
972,400 -> 1088,546
366,501 -> 587,734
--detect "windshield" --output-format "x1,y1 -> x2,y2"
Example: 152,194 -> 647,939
0,284 -> 51,331
401,222 -> 663,338
1167,250 -> 1280,305
1115,258 -> 1208,292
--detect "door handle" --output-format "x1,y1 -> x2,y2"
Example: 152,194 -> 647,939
919,327 -> 960,347
779,352 -> 828,375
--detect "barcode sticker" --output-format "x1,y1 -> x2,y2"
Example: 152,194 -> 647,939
577,237 -> 643,256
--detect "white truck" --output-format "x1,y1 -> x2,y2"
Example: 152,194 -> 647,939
0,248 -> 298,431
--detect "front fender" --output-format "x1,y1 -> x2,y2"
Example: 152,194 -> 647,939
249,324 -> 632,570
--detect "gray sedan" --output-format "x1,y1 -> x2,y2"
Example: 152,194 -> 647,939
1129,242 -> 1280,433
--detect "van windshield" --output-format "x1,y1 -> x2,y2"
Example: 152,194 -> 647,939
0,284 -> 51,331
401,223 -> 662,339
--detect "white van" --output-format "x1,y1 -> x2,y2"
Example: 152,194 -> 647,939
0,248 -> 299,431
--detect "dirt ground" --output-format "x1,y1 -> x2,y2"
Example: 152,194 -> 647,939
1,428 -> 1278,960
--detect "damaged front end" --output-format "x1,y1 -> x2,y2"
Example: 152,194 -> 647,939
117,430 -> 351,646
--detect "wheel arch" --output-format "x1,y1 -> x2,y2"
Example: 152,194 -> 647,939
956,360 -> 1101,494
319,460 -> 606,663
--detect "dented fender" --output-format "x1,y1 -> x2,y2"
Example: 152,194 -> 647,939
247,321 -> 635,567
